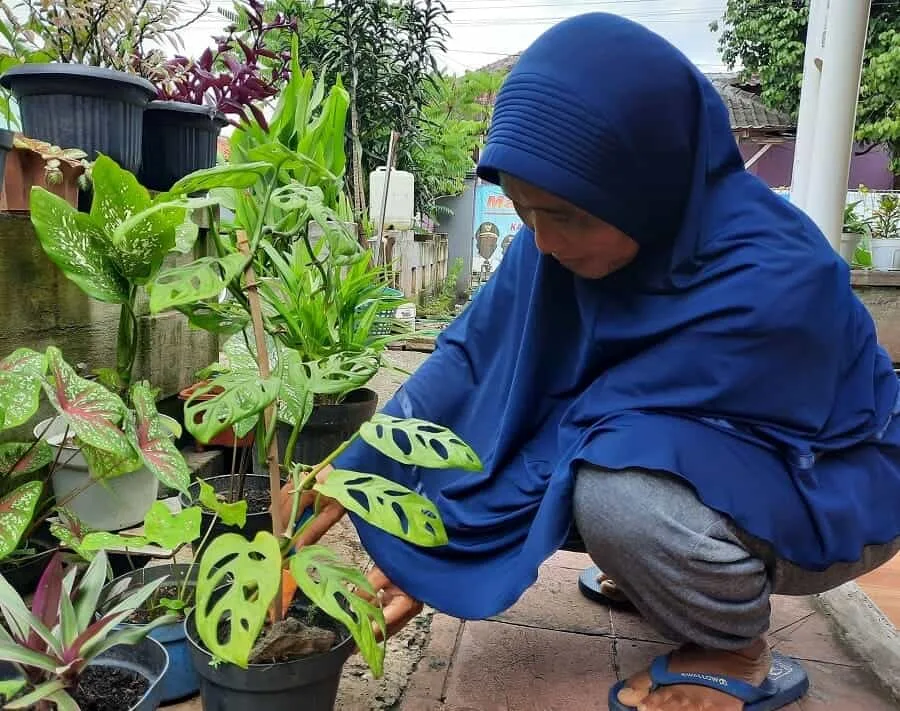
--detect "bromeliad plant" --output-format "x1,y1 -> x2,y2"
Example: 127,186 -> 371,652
0,550 -> 176,709
28,154 -> 215,395
0,346 -> 190,565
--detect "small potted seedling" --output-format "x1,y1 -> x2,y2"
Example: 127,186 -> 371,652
0,550 -> 175,710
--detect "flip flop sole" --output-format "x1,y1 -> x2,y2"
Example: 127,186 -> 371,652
577,565 -> 636,610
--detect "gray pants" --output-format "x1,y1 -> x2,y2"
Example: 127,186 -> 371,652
573,466 -> 900,650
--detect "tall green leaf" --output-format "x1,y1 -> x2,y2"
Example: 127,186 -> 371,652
42,348 -> 132,459
0,348 -> 47,431
29,188 -> 129,304
0,481 -> 43,559
358,415 -> 482,471
290,546 -> 385,677
129,383 -> 190,494
184,374 -> 280,444
315,471 -> 447,547
168,162 -> 273,195
195,531 -> 282,668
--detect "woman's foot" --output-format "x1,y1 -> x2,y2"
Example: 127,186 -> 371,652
597,572 -> 630,603
617,638 -> 772,710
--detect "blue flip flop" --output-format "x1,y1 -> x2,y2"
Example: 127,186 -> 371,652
608,650 -> 809,711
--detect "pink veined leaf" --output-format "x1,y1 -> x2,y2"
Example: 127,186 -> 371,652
0,480 -> 43,566
130,384 -> 189,495
27,552 -> 64,654
42,347 -> 131,458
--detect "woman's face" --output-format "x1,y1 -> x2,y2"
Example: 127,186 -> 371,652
501,174 -> 639,279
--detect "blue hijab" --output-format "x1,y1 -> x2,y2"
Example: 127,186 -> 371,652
335,14 -> 900,619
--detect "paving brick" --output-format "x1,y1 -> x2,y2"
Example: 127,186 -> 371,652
491,564 -> 612,635
443,621 -> 616,711
770,595 -> 819,633
798,660 -> 898,711
610,606 -> 673,644
770,610 -> 860,666
401,612 -> 463,703
545,549 -> 592,570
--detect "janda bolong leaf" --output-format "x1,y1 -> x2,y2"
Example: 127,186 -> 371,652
358,414 -> 483,471
148,253 -> 249,314
184,373 -> 280,445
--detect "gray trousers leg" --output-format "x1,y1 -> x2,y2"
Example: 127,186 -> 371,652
573,466 -> 900,651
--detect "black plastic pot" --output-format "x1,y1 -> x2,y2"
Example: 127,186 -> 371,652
181,474 -> 276,555
273,388 -> 379,467
0,64 -> 155,172
0,127 -> 13,186
102,564 -> 199,704
0,636 -> 169,710
0,524 -> 57,596
184,602 -> 353,710
139,101 -> 227,192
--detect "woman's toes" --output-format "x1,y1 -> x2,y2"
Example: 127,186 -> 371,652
617,670 -> 652,706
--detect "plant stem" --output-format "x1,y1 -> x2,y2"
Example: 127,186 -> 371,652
178,514 -> 219,604
236,229 -> 283,621
115,287 -> 139,396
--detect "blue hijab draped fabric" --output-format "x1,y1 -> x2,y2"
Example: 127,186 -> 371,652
334,14 -> 900,620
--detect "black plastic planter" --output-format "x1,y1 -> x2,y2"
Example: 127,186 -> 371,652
0,64 -> 155,172
185,606 -> 353,711
103,564 -> 199,704
0,127 -> 13,186
181,474 -> 276,555
0,636 -> 169,710
273,387 -> 379,467
139,101 -> 227,192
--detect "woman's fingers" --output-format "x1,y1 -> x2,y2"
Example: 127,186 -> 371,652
358,566 -> 423,642
293,498 -> 347,547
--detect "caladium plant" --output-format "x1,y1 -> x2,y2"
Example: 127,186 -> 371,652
0,550 -> 176,709
0,345 -> 191,565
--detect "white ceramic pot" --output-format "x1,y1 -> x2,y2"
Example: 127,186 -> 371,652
871,237 -> 900,271
36,416 -> 173,531
839,232 -> 862,264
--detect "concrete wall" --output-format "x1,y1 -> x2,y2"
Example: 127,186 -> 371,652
436,176 -> 477,297
740,141 -> 895,190
0,214 -> 219,401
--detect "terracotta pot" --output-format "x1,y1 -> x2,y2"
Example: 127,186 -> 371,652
178,381 -> 256,450
0,144 -> 83,212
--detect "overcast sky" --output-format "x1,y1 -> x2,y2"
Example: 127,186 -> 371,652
176,0 -> 729,75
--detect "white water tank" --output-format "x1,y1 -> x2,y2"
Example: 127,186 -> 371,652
369,167 -> 415,230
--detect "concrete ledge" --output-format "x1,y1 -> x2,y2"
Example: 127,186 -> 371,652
816,582 -> 900,702
851,270 -> 900,288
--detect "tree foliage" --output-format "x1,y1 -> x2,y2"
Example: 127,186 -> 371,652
712,0 -> 900,174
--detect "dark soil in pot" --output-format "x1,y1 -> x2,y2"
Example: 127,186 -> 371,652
272,387 -> 378,468
139,101 -> 227,192
72,666 -> 149,711
0,64 -> 155,172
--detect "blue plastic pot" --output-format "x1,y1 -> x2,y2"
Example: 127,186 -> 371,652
102,564 -> 199,704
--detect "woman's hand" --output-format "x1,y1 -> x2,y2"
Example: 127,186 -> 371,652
274,466 -> 423,641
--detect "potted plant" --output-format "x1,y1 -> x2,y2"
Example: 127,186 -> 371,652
139,0 -> 294,192
136,160 -> 480,709
0,136 -> 88,212
841,200 -> 868,265
0,0 -> 207,173
27,155 -> 208,527
0,549 -> 175,709
868,193 -> 900,271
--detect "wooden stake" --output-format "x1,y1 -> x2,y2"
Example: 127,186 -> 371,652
236,231 -> 284,619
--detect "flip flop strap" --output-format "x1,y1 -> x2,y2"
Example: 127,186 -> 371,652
649,654 -> 778,704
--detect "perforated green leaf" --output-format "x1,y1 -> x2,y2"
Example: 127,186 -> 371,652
0,348 -> 47,431
358,415 -> 482,471
29,189 -> 129,304
168,162 -> 272,195
184,373 -> 280,444
144,502 -> 201,549
197,480 -> 247,527
175,301 -> 250,336
148,253 -> 249,313
299,351 -> 380,396
0,481 -> 42,559
315,470 -> 447,547
0,442 -> 52,477
196,531 -> 282,668
290,546 -> 385,676
42,348 -> 132,459
130,383 -> 190,494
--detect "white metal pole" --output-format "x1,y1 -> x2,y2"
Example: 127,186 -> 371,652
803,0 -> 872,251
790,0 -> 829,209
